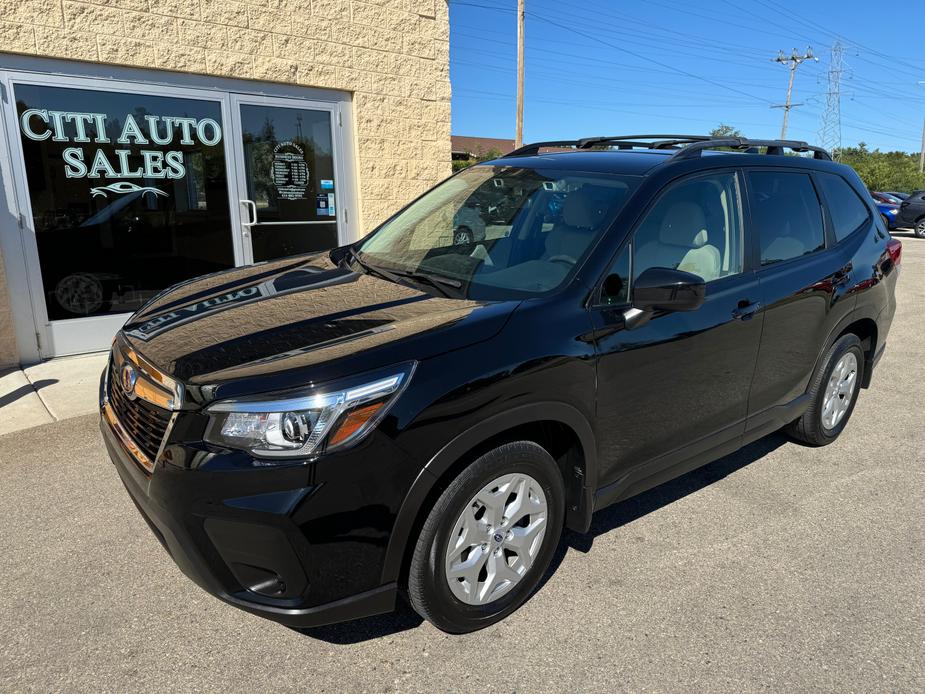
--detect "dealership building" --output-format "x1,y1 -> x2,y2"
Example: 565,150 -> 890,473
0,0 -> 451,366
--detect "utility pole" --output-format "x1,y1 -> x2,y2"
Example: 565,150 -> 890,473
818,42 -> 844,159
772,47 -> 817,139
515,0 -> 525,149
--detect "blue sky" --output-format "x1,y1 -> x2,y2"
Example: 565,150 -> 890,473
449,0 -> 925,153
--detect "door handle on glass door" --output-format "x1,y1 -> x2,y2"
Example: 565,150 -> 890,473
241,200 -> 258,227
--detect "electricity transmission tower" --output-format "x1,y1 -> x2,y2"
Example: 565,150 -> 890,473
772,47 -> 817,139
818,42 -> 844,159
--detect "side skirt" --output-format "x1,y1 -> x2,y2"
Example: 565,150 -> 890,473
592,393 -> 811,514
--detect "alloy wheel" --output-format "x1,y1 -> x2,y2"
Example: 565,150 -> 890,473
444,472 -> 548,606
821,352 -> 858,430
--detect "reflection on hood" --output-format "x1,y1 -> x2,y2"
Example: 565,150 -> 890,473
122,252 -> 518,385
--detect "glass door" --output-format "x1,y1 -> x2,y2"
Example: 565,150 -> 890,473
230,95 -> 342,263
2,76 -> 245,357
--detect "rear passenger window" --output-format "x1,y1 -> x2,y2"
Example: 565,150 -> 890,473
749,171 -> 825,266
815,172 -> 870,241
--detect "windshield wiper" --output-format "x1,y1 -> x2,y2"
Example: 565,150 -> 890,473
345,248 -> 460,297
385,268 -> 463,297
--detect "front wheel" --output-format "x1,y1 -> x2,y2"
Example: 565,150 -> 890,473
407,441 -> 564,633
785,334 -> 864,446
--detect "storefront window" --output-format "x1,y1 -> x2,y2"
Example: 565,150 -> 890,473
15,84 -> 235,319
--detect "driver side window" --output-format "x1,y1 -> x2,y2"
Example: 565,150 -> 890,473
633,172 -> 743,284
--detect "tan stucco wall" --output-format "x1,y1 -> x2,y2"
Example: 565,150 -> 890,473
0,0 -> 452,366
0,260 -> 17,369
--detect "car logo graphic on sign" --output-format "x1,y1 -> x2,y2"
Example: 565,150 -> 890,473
120,363 -> 138,398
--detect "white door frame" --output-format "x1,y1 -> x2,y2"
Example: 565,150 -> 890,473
0,63 -> 358,362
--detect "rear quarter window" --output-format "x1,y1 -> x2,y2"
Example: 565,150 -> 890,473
815,172 -> 870,242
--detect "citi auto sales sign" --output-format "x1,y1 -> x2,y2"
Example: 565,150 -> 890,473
18,108 -> 222,181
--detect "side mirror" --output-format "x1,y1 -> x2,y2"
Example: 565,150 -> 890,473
633,267 -> 705,313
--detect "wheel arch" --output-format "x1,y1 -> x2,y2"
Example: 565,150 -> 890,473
817,311 -> 879,390
380,402 -> 596,586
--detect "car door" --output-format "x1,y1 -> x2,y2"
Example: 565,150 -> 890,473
590,169 -> 763,497
899,190 -> 925,227
744,168 -> 858,429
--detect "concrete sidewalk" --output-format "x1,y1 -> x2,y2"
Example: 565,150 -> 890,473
0,352 -> 108,435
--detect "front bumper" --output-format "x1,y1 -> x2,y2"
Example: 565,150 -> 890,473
99,379 -> 418,628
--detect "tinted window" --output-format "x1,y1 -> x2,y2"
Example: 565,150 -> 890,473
633,171 -> 743,283
816,173 -> 869,241
14,83 -> 234,320
749,171 -> 825,266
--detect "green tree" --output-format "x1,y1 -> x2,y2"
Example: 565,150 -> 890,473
452,147 -> 504,172
710,124 -> 744,138
835,144 -> 925,192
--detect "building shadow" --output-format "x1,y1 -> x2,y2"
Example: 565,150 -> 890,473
297,431 -> 789,644
0,378 -> 59,409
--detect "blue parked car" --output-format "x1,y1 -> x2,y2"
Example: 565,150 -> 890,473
873,199 -> 901,230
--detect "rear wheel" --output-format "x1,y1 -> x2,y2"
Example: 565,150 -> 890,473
915,218 -> 925,239
407,441 -> 564,633
785,334 -> 864,446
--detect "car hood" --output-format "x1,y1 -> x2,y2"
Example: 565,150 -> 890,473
121,253 -> 518,397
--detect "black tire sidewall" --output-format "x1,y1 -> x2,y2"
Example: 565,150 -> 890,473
814,337 -> 864,442
411,442 -> 564,633
916,220 -> 925,238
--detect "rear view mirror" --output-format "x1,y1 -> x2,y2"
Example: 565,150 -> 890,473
633,267 -> 705,313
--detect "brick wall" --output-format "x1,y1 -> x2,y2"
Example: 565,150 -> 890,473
0,0 -> 452,365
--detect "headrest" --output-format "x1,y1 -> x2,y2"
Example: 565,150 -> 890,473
659,202 -> 707,246
562,190 -> 598,229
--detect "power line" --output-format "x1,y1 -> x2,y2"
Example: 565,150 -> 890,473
525,10 -> 775,106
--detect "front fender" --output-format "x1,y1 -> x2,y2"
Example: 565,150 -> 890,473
379,401 -> 597,585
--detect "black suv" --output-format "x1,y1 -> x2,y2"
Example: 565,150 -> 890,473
101,135 -> 900,634
897,189 -> 925,237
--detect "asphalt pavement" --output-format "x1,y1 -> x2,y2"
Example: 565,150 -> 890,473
1,233 -> 923,693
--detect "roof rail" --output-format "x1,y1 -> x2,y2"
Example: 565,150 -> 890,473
503,134 -> 832,161
668,137 -> 832,161
504,134 -> 710,158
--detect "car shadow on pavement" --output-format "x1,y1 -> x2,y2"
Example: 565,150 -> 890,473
298,431 -> 789,644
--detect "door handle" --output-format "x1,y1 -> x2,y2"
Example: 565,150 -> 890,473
732,300 -> 761,320
833,263 -> 853,286
240,199 -> 258,227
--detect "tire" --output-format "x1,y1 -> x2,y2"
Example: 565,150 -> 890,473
915,218 -> 925,239
407,441 -> 565,633
453,227 -> 473,246
785,334 -> 864,446
880,214 -> 891,231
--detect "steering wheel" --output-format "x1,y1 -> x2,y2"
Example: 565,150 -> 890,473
547,254 -> 578,266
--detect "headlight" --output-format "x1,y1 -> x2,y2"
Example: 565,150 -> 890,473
204,362 -> 415,460
889,208 -> 898,215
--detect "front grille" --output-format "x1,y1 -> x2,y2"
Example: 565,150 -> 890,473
107,359 -> 172,464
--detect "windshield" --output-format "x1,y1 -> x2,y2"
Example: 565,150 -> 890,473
355,165 -> 639,299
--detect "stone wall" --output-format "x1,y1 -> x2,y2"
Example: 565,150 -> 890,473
0,0 -> 452,364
